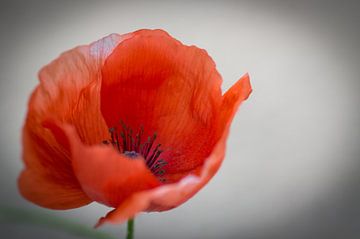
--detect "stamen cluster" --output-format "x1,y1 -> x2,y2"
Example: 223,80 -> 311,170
103,121 -> 167,180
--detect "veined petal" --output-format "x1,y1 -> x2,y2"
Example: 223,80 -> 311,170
19,34 -> 126,209
18,169 -> 90,209
101,29 -> 223,179
96,74 -> 252,226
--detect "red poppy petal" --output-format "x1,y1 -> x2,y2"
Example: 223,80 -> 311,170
219,73 -> 252,134
95,74 -> 252,226
50,123 -> 161,208
100,29 -> 223,177
18,170 -> 90,209
19,34 -> 125,209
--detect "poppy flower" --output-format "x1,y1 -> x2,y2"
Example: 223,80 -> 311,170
18,29 -> 252,227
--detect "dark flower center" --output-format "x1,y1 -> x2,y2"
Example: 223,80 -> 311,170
124,150 -> 139,158
103,121 -> 167,181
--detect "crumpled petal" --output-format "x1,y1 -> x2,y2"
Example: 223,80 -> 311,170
95,74 -> 251,226
100,29 -> 223,180
19,33 -> 126,209
48,123 -> 161,208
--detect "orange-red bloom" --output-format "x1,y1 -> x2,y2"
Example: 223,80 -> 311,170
18,29 -> 251,227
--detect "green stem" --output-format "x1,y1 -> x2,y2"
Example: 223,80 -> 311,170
0,205 -> 116,239
126,218 -> 135,239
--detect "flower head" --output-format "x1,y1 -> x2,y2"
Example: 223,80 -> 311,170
18,29 -> 252,227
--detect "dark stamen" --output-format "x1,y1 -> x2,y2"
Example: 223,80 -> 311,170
147,145 -> 162,168
144,133 -> 156,159
115,131 -> 120,152
104,121 -> 167,182
109,127 -> 116,145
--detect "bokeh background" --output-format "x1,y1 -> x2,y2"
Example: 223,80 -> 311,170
1,0 -> 359,238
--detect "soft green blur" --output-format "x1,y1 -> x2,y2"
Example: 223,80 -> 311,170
0,206 -> 116,239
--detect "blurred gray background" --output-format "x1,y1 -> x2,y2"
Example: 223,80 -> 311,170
0,0 -> 360,238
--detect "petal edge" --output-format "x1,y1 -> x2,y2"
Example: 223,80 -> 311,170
95,74 -> 252,226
